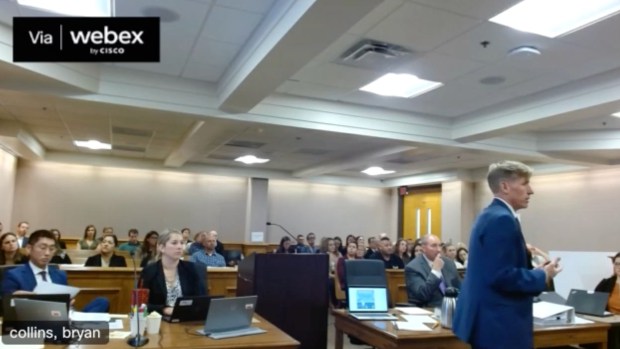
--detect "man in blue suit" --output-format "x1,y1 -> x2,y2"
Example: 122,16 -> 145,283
2,229 -> 108,312
453,161 -> 562,349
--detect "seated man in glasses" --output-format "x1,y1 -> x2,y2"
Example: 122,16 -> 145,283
1,229 -> 109,312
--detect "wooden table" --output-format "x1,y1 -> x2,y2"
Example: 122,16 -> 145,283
0,315 -> 299,349
332,309 -> 610,349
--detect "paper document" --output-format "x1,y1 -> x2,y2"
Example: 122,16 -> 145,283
108,319 -> 124,330
573,317 -> 594,324
396,307 -> 433,315
394,321 -> 433,331
109,331 -> 131,339
70,311 -> 110,322
34,281 -> 80,298
533,301 -> 573,319
401,315 -> 436,323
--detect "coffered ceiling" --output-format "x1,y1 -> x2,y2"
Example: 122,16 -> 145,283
0,0 -> 619,187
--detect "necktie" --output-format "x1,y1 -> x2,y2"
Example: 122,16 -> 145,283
39,271 -> 47,282
439,276 -> 446,295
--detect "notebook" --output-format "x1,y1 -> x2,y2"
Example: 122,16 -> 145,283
163,295 -> 222,323
347,286 -> 398,321
565,289 -> 613,317
198,296 -> 266,339
1,294 -> 70,336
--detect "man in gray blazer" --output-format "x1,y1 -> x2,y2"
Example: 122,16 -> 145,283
405,234 -> 461,307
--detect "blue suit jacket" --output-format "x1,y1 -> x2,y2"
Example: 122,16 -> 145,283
453,199 -> 546,349
2,263 -> 67,294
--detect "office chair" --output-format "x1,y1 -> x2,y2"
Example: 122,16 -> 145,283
224,250 -> 243,266
345,259 -> 387,288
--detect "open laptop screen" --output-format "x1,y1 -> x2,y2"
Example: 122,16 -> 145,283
347,287 -> 389,312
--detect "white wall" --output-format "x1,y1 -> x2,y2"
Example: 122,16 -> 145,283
441,181 -> 475,245
11,160 -> 396,243
266,179 -> 395,242
12,160 -> 248,239
470,167 -> 620,251
0,148 -> 17,229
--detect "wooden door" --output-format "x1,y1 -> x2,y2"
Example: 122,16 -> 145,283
402,186 -> 441,240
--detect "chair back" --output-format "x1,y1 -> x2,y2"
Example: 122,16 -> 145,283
345,259 -> 388,288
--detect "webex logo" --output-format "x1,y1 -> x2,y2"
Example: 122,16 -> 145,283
14,17 -> 159,62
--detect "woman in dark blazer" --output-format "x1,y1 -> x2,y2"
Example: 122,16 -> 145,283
84,235 -> 127,267
140,230 -> 207,316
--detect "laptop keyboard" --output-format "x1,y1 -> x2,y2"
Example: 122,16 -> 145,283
208,327 -> 266,339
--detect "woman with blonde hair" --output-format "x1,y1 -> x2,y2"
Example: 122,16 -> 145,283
140,230 -> 206,315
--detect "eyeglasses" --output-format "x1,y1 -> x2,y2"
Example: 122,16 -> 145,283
613,262 -> 620,267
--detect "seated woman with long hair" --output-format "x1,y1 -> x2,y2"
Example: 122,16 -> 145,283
84,235 -> 127,267
336,241 -> 358,291
0,232 -> 27,265
275,236 -> 292,253
78,224 -> 99,250
394,238 -> 412,266
595,252 -> 620,314
139,231 -> 159,268
140,230 -> 206,316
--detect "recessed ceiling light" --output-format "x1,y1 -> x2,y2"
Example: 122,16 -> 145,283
18,0 -> 112,16
612,112 -> 620,118
361,166 -> 395,176
234,155 -> 270,165
490,0 -> 620,38
360,73 -> 442,98
74,140 -> 111,150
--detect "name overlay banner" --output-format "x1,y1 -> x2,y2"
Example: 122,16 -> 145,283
13,17 -> 159,62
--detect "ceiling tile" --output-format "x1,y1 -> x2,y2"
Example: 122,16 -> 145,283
203,6 -> 264,45
396,52 -> 485,82
292,62 -> 383,89
409,0 -> 521,20
366,2 -> 480,52
216,0 -> 275,14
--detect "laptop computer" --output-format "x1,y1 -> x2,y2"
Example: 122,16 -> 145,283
565,289 -> 613,317
536,291 -> 567,305
1,294 -> 70,336
163,295 -> 222,323
198,296 -> 266,339
347,286 -> 398,321
11,298 -> 71,344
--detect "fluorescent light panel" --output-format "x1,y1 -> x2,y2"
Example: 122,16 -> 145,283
361,166 -> 395,176
235,155 -> 270,165
360,73 -> 442,98
17,0 -> 112,17
612,112 -> 620,118
74,140 -> 111,150
490,0 -> 620,38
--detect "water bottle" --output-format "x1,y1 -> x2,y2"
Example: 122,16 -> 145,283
440,287 -> 459,329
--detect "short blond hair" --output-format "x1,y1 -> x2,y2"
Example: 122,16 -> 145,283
487,161 -> 532,193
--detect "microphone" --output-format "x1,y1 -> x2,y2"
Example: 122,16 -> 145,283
127,249 -> 148,347
266,222 -> 304,253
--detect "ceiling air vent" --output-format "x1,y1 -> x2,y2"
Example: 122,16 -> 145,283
338,39 -> 413,71
225,140 -> 265,149
112,145 -> 146,152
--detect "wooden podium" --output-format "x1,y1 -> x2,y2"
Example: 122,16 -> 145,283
237,253 -> 329,349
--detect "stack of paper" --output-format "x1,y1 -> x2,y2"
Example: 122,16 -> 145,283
394,307 -> 438,331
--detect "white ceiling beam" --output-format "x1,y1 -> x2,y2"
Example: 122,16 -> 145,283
0,121 -> 45,160
164,120 -> 245,167
537,130 -> 620,151
292,145 -> 415,178
452,68 -> 620,142
217,0 -> 384,113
